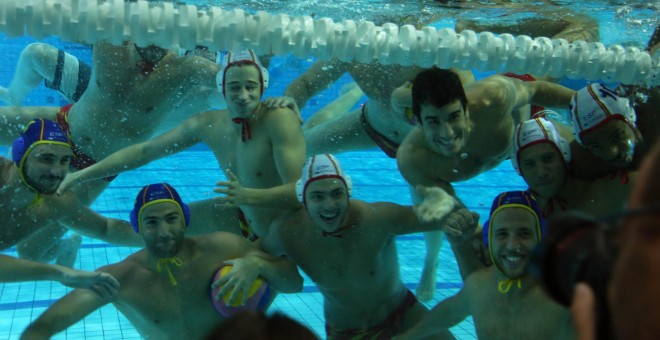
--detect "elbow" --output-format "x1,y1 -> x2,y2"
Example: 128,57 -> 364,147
277,272 -> 304,294
287,274 -> 304,293
293,274 -> 304,293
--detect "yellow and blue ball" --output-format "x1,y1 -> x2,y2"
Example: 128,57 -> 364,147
210,265 -> 270,317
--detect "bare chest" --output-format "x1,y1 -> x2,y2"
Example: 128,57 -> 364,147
286,234 -> 396,289
471,293 -> 569,340
116,266 -> 224,336
210,140 -> 276,187
429,150 -> 509,183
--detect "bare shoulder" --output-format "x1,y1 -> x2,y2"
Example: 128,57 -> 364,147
269,208 -> 307,239
194,231 -> 251,251
261,106 -> 301,126
464,267 -> 494,296
357,200 -> 404,221
397,128 -> 427,163
352,200 -> 412,232
467,75 -> 513,105
397,128 -> 449,186
589,171 -> 635,196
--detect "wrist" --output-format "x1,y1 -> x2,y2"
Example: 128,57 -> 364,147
243,188 -> 259,206
49,264 -> 67,282
245,252 -> 266,273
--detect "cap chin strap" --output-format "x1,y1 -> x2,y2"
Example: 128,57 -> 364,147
498,278 -> 522,293
157,257 -> 183,286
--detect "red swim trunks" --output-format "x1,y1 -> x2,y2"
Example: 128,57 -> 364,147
238,209 -> 259,242
325,290 -> 419,339
360,105 -> 401,159
56,104 -> 117,181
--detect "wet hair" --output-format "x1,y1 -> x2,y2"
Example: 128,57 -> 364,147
411,68 -> 467,125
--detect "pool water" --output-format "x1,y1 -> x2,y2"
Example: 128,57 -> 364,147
0,1 -> 657,338
0,145 -> 525,339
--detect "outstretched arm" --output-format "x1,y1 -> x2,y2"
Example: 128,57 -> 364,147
525,80 -> 576,109
0,254 -> 119,296
57,112 -> 209,194
58,194 -> 143,247
394,287 -> 471,339
371,186 -> 461,235
396,140 -> 485,278
479,75 -> 575,114
283,59 -> 349,109
21,287 -> 113,339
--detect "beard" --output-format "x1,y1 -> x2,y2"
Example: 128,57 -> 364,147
23,174 -> 60,195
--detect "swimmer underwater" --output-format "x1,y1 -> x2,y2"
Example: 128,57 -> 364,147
21,183 -> 302,339
396,191 -> 576,340
0,118 -> 142,290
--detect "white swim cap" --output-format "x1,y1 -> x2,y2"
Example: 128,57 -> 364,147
569,83 -> 636,144
296,154 -> 353,205
216,49 -> 269,96
512,116 -> 571,176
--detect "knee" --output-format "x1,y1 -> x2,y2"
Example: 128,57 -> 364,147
16,241 -> 42,261
21,43 -> 57,63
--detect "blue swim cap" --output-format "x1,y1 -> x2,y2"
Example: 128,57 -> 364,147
11,119 -> 70,191
482,190 -> 545,247
130,183 -> 191,233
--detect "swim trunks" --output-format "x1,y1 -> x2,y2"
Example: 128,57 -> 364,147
55,105 -> 117,181
360,105 -> 401,159
238,209 -> 259,242
501,73 -> 546,118
44,49 -> 91,103
325,290 -> 419,340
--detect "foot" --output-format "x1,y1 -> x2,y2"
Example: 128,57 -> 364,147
55,234 -> 82,268
416,262 -> 438,302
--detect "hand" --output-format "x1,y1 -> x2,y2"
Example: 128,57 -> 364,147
413,185 -> 457,224
59,268 -> 120,299
443,208 -> 480,245
211,256 -> 262,307
213,169 -> 251,207
390,81 -> 412,115
263,96 -> 303,123
56,171 -> 83,196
